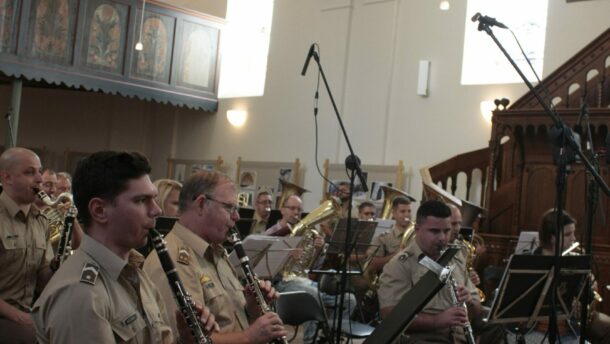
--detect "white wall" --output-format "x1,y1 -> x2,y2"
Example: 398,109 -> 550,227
176,0 -> 610,210
1,0 -> 609,212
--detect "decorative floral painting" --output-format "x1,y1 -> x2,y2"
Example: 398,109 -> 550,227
132,10 -> 173,83
0,0 -> 17,53
27,0 -> 76,64
84,1 -> 127,73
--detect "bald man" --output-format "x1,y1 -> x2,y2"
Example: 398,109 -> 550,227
0,147 -> 55,343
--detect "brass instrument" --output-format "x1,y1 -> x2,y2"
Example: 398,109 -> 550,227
463,235 -> 486,302
378,185 -> 416,220
228,228 -> 288,344
280,199 -> 341,279
35,189 -> 76,255
276,179 -> 309,209
561,242 -> 602,325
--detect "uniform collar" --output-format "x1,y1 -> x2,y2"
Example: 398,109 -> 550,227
172,221 -> 211,258
81,234 -> 129,281
253,212 -> 266,223
0,191 -> 38,219
405,239 -> 424,258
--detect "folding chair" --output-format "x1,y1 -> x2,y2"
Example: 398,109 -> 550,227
275,291 -> 333,343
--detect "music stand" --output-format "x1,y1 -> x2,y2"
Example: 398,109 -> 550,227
486,254 -> 590,341
238,207 -> 254,219
265,210 -> 282,228
514,231 -> 539,255
326,219 -> 377,255
227,235 -> 302,280
235,218 -> 255,238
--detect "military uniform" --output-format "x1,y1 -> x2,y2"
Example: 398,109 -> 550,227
0,191 -> 53,343
144,222 -> 248,335
366,223 -> 404,258
250,212 -> 267,235
32,235 -> 173,344
378,240 -> 479,344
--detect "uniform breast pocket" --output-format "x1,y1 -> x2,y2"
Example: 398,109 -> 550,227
110,311 -> 146,342
0,236 -> 26,263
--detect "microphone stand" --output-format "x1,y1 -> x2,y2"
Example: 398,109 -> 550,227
475,21 -> 610,343
304,47 -> 368,344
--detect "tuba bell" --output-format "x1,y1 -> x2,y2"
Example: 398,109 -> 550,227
276,179 -> 309,209
280,198 -> 341,279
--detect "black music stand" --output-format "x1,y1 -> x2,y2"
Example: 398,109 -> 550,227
238,207 -> 255,219
363,246 -> 460,344
265,210 -> 282,228
235,218 -> 255,238
487,254 -> 590,343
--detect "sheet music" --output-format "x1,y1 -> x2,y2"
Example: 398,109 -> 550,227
227,235 -> 301,280
373,219 -> 395,237
514,231 -> 539,254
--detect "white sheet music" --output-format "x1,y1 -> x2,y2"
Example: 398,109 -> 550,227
514,231 -> 539,254
228,235 -> 301,280
373,219 -> 395,237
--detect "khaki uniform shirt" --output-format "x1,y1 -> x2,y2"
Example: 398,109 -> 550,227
377,240 -> 479,343
144,222 -> 248,334
32,235 -> 173,344
0,191 -> 53,311
250,212 -> 267,235
366,223 -> 404,258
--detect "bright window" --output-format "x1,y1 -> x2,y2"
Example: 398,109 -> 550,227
461,0 -> 548,85
218,0 -> 274,98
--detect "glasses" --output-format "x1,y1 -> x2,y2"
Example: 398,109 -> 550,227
205,194 -> 238,214
257,199 -> 273,205
283,205 -> 303,212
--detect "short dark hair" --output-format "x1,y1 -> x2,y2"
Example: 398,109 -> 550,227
73,151 -> 151,227
539,209 -> 576,246
179,170 -> 232,212
416,200 -> 451,225
392,196 -> 411,209
358,201 -> 374,212
256,191 -> 271,199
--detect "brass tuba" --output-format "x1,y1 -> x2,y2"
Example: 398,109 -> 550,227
377,185 -> 417,249
35,189 -> 74,245
280,198 -> 341,279
276,179 -> 309,209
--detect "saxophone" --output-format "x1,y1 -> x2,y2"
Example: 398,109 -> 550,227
228,228 -> 288,344
148,228 -> 213,344
462,235 -> 486,302
35,188 -> 76,263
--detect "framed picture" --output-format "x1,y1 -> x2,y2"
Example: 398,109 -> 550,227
176,20 -> 219,92
82,0 -> 129,74
239,170 -> 257,189
26,0 -> 78,64
167,157 -> 226,183
131,8 -> 175,83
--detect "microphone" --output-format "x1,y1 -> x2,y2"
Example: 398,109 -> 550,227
301,44 -> 315,76
471,12 -> 508,29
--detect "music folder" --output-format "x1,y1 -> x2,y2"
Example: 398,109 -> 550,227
227,235 -> 301,280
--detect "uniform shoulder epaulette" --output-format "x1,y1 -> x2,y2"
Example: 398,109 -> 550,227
177,246 -> 190,265
380,231 -> 391,237
80,263 -> 100,285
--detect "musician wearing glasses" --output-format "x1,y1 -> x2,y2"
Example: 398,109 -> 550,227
250,191 -> 273,235
32,151 -> 217,343
55,172 -> 72,195
144,170 -> 287,344
0,148 -> 56,343
264,195 -> 302,236
378,200 -> 482,344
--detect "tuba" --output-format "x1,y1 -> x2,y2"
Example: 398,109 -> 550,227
377,185 -> 417,250
35,189 -> 75,245
280,198 -> 341,279
276,179 -> 309,209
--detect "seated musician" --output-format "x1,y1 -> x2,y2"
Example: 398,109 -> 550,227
32,151 -> 217,343
269,194 -> 356,344
144,170 -> 288,344
378,200 -> 482,343
523,209 -> 610,344
250,191 -> 273,235
153,178 -> 182,217
366,196 -> 412,275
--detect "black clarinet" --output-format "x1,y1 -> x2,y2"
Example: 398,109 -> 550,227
149,228 -> 213,344
228,228 -> 288,344
56,205 -> 76,263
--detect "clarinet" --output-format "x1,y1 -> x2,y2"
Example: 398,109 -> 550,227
148,228 -> 213,344
228,228 -> 288,344
56,205 -> 77,263
447,273 -> 476,344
